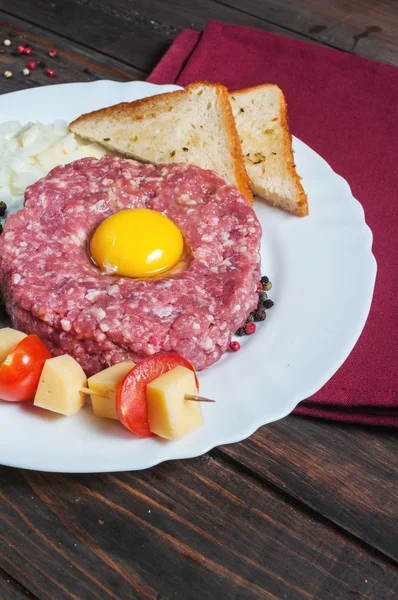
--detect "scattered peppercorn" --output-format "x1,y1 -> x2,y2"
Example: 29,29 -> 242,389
234,276 -> 274,337
46,68 -> 56,77
23,46 -> 33,55
4,70 -> 12,78
245,322 -> 256,335
229,341 -> 240,352
0,202 -> 6,217
27,60 -> 36,70
48,49 -> 57,58
3,39 -> 11,47
17,45 -> 25,54
22,68 -> 30,76
254,307 -> 266,322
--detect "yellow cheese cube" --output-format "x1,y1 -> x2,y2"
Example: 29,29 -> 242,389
147,366 -> 203,440
34,355 -> 87,416
87,361 -> 135,420
0,327 -> 27,363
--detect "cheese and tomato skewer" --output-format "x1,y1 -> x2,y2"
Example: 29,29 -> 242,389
0,328 -> 212,440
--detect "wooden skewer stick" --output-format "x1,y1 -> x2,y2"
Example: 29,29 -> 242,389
80,387 -> 108,399
184,394 -> 216,403
80,388 -> 215,403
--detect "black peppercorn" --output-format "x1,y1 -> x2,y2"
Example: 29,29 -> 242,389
264,299 -> 274,309
254,307 -> 266,321
0,201 -> 7,217
260,276 -> 269,284
235,326 -> 246,336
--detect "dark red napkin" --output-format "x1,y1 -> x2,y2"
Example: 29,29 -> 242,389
148,21 -> 398,426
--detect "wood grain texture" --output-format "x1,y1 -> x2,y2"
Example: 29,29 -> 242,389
1,457 -> 398,600
0,12 -> 144,95
2,0 -> 321,76
1,2 -> 398,598
220,416 -> 398,562
221,0 -> 398,64
0,567 -> 37,599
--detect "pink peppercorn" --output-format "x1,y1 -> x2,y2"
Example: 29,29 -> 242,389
229,341 -> 240,352
244,322 -> 256,335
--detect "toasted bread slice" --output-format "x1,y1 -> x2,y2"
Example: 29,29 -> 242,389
69,82 -> 252,203
230,85 -> 308,216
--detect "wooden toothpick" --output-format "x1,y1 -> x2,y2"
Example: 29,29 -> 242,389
80,387 -> 108,399
80,388 -> 215,403
184,394 -> 215,403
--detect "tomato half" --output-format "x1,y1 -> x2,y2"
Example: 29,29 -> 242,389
116,353 -> 198,437
0,335 -> 52,402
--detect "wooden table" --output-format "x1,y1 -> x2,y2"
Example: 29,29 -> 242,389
1,2 -> 397,598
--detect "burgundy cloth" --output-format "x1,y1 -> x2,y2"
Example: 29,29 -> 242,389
147,21 -> 398,427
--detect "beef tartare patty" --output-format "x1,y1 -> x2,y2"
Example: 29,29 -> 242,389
0,156 -> 261,375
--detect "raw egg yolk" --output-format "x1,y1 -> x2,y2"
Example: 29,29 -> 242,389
90,208 -> 184,278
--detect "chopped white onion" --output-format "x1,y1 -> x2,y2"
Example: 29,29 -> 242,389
0,120 -> 108,215
0,121 -> 21,137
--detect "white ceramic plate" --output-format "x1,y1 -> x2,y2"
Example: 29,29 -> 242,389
0,81 -> 376,472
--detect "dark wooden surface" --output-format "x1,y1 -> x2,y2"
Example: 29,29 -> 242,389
1,2 -> 398,599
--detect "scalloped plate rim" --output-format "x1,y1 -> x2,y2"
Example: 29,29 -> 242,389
0,81 -> 376,472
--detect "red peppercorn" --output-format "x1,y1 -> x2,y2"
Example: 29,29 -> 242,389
27,61 -> 36,70
244,322 -> 256,335
17,45 -> 25,54
48,49 -> 57,58
23,47 -> 32,55
46,68 -> 56,77
229,341 -> 240,352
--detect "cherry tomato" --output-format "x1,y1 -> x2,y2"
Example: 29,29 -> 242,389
116,353 -> 198,437
0,335 -> 51,402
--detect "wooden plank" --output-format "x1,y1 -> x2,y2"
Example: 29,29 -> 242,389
0,12 -> 144,96
0,568 -> 37,600
221,0 -> 398,65
220,416 -> 398,562
1,458 -> 398,600
2,0 -> 322,76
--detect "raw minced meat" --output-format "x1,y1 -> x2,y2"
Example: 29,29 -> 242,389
0,155 -> 261,375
